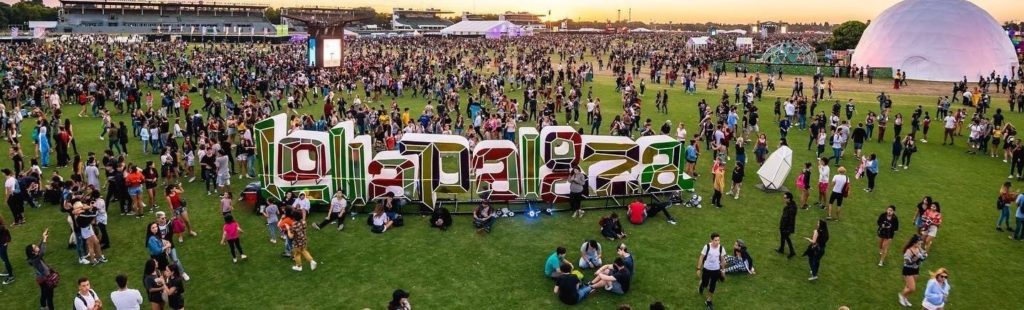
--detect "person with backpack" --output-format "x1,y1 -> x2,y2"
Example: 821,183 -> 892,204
696,232 -> 728,310
72,276 -> 102,310
797,162 -> 812,209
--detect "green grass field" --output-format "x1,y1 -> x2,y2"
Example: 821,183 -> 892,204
1,62 -> 1022,310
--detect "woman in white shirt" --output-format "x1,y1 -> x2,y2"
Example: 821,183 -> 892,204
676,123 -> 687,142
816,157 -> 830,208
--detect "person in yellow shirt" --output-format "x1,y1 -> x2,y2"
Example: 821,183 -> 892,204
711,159 -> 726,208
401,108 -> 411,127
379,113 -> 391,128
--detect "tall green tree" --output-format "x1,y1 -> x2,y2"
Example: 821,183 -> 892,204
265,7 -> 281,24
831,20 -> 867,50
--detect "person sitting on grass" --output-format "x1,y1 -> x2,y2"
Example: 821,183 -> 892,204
429,206 -> 452,231
587,257 -> 632,296
545,246 -> 570,278
473,201 -> 496,233
579,240 -> 603,269
369,205 -> 393,234
600,213 -> 627,240
626,198 -> 678,225
617,244 -> 634,274
553,263 -> 592,305
724,239 -> 756,274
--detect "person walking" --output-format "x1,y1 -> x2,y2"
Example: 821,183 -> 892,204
898,234 -> 927,307
777,192 -> 797,258
921,268 -> 950,310
864,154 -> 879,192
27,228 -> 56,310
890,135 -> 903,170
286,212 -> 317,272
876,205 -> 900,266
220,215 -> 247,263
696,232 -> 727,310
805,219 -> 829,281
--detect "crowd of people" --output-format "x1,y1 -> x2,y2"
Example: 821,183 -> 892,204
0,32 -> 1011,309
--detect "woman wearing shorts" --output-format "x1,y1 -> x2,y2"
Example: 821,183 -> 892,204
797,162 -> 812,209
921,202 -> 943,251
898,234 -> 927,307
143,161 -> 160,212
165,185 -> 197,239
816,157 -> 830,208
876,205 -> 899,266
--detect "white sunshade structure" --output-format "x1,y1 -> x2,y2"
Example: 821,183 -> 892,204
629,27 -> 652,33
851,0 -> 1018,82
735,37 -> 753,48
686,36 -> 711,49
440,20 -> 526,38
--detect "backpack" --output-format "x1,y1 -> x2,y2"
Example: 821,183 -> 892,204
73,289 -> 97,310
699,243 -> 727,271
795,173 -> 806,189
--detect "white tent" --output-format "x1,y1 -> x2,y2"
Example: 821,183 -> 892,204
756,146 -> 793,191
686,36 -> 711,49
735,37 -> 753,48
344,29 -> 359,37
578,28 -> 603,33
719,29 -> 748,35
851,0 -> 1018,81
629,27 -> 652,33
440,20 -> 526,38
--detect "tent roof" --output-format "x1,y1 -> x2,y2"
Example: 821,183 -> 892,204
735,37 -> 753,45
629,27 -> 652,33
440,20 -> 518,35
687,36 -> 710,45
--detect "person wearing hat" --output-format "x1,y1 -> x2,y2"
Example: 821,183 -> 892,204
315,191 -> 347,231
387,289 -> 411,310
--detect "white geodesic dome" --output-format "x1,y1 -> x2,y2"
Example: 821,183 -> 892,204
851,0 -> 1018,82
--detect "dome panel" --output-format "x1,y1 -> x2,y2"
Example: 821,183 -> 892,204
851,0 -> 1018,81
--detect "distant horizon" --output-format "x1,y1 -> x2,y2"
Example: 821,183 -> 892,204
3,0 -> 1022,24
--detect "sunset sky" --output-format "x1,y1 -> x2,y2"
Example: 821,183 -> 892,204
12,0 -> 1024,24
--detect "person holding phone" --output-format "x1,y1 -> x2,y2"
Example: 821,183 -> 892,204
27,228 -> 55,309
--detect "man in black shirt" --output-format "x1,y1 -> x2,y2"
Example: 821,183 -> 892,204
587,257 -> 632,295
200,149 -> 217,195
553,264 -> 591,305
852,123 -> 867,158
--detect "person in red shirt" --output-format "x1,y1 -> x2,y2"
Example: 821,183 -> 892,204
626,198 -> 677,225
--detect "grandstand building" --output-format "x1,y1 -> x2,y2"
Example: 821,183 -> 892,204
391,8 -> 453,32
56,0 -> 274,35
499,11 -> 545,31
280,6 -> 374,33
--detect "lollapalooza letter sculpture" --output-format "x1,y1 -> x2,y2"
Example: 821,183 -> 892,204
254,114 -> 695,209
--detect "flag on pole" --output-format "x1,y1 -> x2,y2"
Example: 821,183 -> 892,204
157,25 -> 161,33
191,26 -> 195,35
263,28 -> 268,36
251,27 -> 255,36
11,26 -> 19,37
